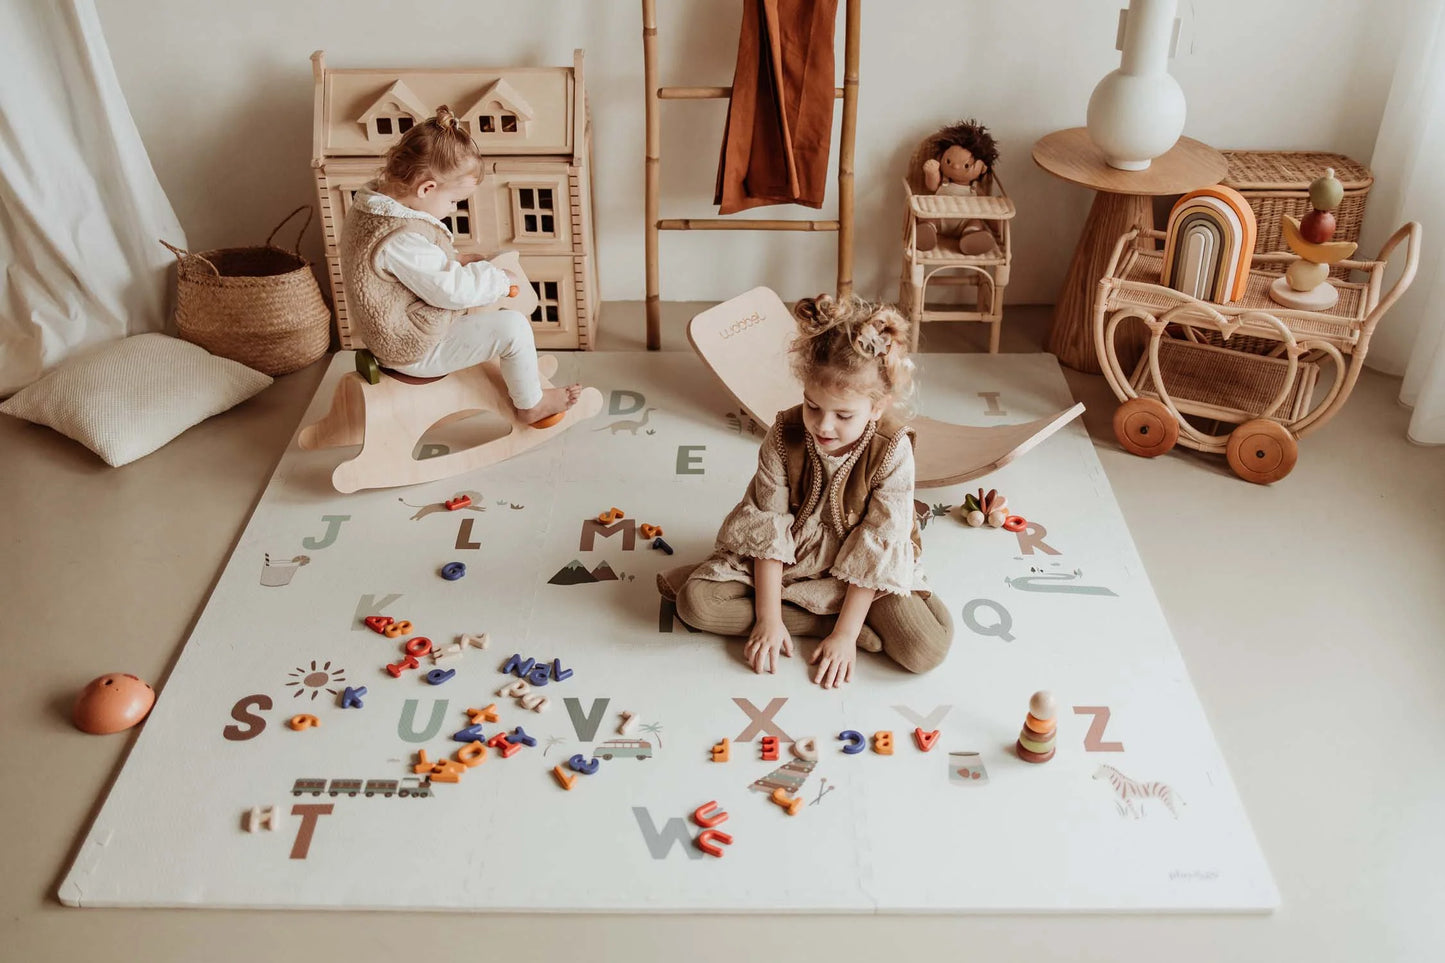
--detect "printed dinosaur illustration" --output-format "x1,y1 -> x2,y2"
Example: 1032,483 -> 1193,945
595,408 -> 656,435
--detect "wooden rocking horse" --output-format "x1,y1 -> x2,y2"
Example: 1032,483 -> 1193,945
298,254 -> 603,493
687,288 -> 1084,489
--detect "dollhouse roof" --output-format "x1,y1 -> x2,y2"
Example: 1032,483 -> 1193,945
458,78 -> 535,123
357,80 -> 432,125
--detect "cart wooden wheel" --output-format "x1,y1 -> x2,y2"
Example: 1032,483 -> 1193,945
1226,419 -> 1298,484
1113,398 -> 1179,457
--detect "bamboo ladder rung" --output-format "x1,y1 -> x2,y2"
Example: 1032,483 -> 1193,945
658,219 -> 840,232
658,86 -> 846,100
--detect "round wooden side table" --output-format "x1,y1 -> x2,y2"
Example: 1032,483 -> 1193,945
1033,127 -> 1227,373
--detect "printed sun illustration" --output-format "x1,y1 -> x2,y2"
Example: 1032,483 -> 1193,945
287,661 -> 346,700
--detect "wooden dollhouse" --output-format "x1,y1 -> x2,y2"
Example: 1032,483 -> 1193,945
310,50 -> 599,350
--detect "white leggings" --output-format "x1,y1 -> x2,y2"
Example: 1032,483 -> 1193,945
392,310 -> 543,410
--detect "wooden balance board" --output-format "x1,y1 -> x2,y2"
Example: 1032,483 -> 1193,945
687,287 -> 1084,489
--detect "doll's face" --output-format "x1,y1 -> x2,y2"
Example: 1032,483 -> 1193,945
939,145 -> 986,185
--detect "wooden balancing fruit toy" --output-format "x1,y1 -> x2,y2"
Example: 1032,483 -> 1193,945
1269,168 -> 1358,311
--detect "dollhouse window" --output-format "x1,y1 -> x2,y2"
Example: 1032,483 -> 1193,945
441,199 -> 471,237
479,115 -> 495,133
512,186 -> 558,239
500,114 -> 518,133
530,280 -> 561,324
373,115 -> 414,138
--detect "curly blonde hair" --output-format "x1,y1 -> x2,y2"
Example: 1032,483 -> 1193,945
377,106 -> 484,193
789,294 -> 915,408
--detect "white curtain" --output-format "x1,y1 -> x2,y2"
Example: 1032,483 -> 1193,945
0,0 -> 183,396
1360,0 -> 1445,444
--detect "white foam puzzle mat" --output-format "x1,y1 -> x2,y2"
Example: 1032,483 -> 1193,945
61,351 -> 1278,913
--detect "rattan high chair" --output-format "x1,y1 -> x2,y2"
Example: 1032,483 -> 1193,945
1093,221 -> 1421,483
898,138 -> 1016,352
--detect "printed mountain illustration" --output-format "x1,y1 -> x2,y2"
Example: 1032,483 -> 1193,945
549,559 -> 599,585
591,561 -> 618,581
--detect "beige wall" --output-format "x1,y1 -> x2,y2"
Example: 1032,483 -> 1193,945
97,0 -> 1402,306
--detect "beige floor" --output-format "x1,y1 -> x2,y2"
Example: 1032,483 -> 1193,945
3,304 -> 1443,962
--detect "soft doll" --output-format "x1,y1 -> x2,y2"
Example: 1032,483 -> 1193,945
916,119 -> 999,255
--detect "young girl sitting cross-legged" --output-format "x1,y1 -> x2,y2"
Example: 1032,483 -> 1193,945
658,294 -> 954,688
341,106 -> 580,426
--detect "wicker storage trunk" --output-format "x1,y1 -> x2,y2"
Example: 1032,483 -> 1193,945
1220,150 -> 1373,258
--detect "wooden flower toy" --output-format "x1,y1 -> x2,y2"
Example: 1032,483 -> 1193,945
1269,168 -> 1357,311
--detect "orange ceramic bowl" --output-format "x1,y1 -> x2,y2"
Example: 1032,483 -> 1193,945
73,673 -> 155,734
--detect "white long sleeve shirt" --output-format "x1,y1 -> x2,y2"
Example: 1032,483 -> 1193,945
354,187 -> 512,311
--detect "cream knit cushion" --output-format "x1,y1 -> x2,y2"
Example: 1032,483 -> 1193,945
0,333 -> 273,467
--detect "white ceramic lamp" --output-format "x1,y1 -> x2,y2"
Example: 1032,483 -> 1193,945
1086,0 -> 1186,171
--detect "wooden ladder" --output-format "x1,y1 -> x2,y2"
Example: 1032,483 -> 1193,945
640,0 -> 861,349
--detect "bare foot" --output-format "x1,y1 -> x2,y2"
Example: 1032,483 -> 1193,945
518,384 -> 582,426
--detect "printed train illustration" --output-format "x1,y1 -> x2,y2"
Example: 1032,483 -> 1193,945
292,776 -> 433,798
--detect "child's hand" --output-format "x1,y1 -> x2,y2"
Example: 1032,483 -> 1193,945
809,632 -> 856,689
508,284 -> 520,298
744,618 -> 793,674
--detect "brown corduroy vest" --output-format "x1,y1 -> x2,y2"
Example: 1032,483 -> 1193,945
339,203 -> 464,366
774,404 -> 922,556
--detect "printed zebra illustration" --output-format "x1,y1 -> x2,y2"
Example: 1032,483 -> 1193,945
1092,764 -> 1184,819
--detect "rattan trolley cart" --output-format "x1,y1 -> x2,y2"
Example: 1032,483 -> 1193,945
1092,222 -> 1420,483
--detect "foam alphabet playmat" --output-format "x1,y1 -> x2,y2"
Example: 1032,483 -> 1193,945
61,352 -> 1277,912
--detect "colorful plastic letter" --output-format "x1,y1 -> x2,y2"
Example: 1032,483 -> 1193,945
551,659 -> 573,682
696,829 -> 733,857
873,731 -> 894,755
467,704 -> 501,724
456,740 -> 487,766
405,636 -> 433,658
568,753 -> 600,775
711,738 -> 730,762
760,736 -> 779,760
913,728 -> 941,752
770,787 -> 803,816
363,615 -> 393,634
339,686 -> 367,709
452,723 -> 486,742
838,730 -> 865,754
502,653 -> 533,677
507,726 -> 537,747
791,736 -> 818,761
287,714 -> 319,731
552,765 -> 577,790
692,801 -> 729,828
520,693 -> 550,712
425,668 -> 455,686
525,662 -> 552,686
386,655 -> 420,677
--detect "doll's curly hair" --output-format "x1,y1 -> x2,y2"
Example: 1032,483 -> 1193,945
789,294 -> 915,408
926,119 -> 999,172
378,106 -> 484,192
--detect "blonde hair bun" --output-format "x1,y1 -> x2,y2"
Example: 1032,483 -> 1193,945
789,294 -> 915,409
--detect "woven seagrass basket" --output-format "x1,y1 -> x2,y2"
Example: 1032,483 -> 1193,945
161,206 -> 332,375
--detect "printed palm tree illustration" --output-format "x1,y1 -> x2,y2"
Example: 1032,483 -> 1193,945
639,722 -> 663,748
542,735 -> 567,756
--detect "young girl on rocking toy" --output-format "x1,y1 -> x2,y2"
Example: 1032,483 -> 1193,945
659,295 -> 954,689
340,106 -> 580,426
